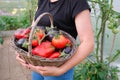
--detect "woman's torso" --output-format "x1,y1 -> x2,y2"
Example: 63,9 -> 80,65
35,0 -> 90,38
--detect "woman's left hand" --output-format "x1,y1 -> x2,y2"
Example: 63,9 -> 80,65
28,64 -> 65,76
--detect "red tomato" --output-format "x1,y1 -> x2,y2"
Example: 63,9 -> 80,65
52,35 -> 68,49
35,29 -> 44,39
49,52 -> 60,58
66,38 -> 71,44
32,39 -> 39,47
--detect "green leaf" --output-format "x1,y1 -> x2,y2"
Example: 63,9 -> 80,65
109,50 -> 120,63
98,72 -> 106,80
60,52 -> 67,57
22,42 -> 29,49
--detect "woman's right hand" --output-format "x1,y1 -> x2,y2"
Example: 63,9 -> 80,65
15,52 -> 30,69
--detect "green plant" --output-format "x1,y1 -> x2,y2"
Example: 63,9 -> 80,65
74,61 -> 120,80
17,11 -> 31,28
74,0 -> 120,80
0,0 -> 38,31
0,37 -> 4,44
0,17 -> 6,30
89,0 -> 120,63
0,11 -> 30,31
0,16 -> 18,30
26,0 -> 38,23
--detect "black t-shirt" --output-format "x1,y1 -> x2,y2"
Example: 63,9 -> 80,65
35,0 -> 90,38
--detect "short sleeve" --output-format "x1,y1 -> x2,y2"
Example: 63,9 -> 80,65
71,0 -> 91,18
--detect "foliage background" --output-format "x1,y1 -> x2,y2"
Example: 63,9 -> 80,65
0,0 -> 37,30
74,0 -> 120,80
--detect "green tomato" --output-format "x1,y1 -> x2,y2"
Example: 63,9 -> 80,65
107,23 -> 114,29
112,28 -> 119,34
108,25 -> 113,29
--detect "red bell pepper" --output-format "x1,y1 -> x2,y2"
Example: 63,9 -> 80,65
23,28 -> 31,34
14,28 -> 31,39
32,41 -> 55,58
49,52 -> 60,58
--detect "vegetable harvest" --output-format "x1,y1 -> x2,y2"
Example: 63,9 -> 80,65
14,27 -> 72,58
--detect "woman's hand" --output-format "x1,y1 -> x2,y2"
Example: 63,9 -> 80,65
15,52 -> 30,69
15,52 -> 65,76
28,64 -> 64,76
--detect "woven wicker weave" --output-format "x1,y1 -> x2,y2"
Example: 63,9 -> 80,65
11,12 -> 77,67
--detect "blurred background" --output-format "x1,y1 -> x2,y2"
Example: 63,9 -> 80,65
0,0 -> 37,30
0,0 -> 36,80
0,0 -> 120,80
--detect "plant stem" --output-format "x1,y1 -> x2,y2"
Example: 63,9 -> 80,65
96,27 -> 102,62
92,2 -> 101,62
29,9 -> 32,23
100,15 -> 106,63
109,34 -> 116,62
99,0 -> 113,63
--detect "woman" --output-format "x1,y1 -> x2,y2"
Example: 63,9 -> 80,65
16,0 -> 94,80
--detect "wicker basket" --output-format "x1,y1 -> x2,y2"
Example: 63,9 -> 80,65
11,12 -> 77,67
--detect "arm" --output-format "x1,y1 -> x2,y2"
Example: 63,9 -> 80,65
60,9 -> 94,73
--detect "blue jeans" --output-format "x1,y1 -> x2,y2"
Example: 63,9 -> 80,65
32,68 -> 74,80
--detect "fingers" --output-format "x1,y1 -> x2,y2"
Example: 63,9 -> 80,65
28,64 -> 44,71
28,64 -> 49,75
15,52 -> 30,69
16,54 -> 26,64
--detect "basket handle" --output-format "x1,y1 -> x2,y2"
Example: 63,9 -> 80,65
28,12 -> 54,57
